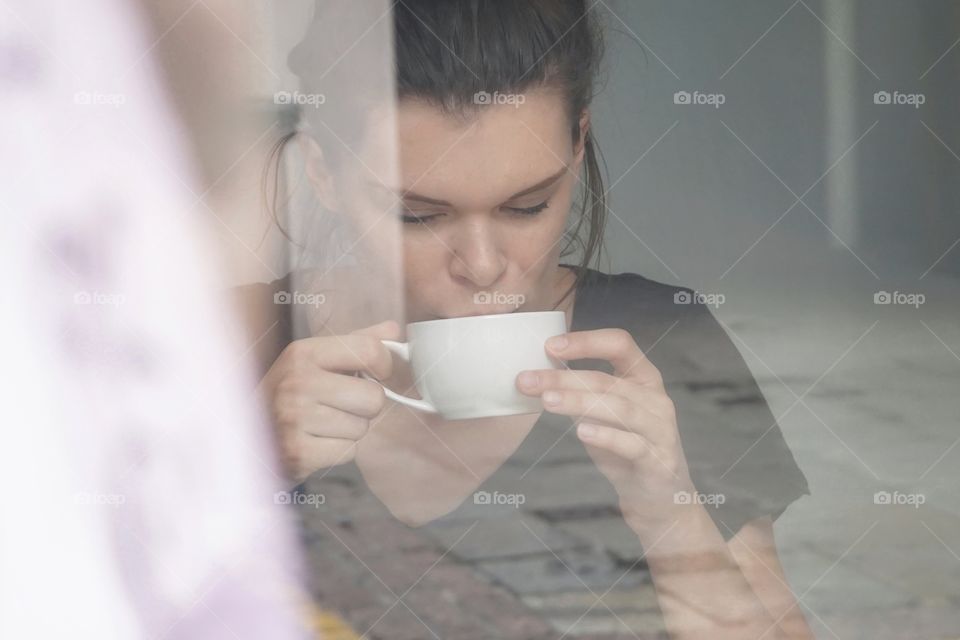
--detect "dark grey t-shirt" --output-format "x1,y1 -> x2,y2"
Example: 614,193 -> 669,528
410,265 -> 809,537
249,265 -> 809,636
556,266 -> 809,535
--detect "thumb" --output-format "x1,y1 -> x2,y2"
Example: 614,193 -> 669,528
350,319 -> 404,342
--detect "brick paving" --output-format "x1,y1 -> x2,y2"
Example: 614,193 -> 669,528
295,455 -> 668,640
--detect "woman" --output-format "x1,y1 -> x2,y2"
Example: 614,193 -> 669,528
247,1 -> 813,638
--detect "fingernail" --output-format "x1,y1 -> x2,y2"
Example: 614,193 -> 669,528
518,371 -> 539,388
547,335 -> 568,351
577,423 -> 597,438
542,390 -> 561,405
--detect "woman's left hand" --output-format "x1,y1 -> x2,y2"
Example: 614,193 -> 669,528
516,328 -> 697,537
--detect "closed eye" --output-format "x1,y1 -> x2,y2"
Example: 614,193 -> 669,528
400,211 -> 443,224
507,200 -> 550,216
400,200 -> 550,225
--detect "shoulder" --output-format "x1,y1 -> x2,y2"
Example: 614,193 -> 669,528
576,268 -> 708,330
576,268 -> 738,381
604,270 -> 695,304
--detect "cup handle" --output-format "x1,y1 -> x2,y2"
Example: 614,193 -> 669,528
359,340 -> 439,414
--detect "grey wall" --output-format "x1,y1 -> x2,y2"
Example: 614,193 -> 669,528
590,0 -> 960,291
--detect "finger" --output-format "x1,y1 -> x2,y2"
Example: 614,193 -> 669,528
544,329 -> 663,388
283,432 -> 359,479
299,406 -> 369,440
271,378 -> 373,438
518,369 -> 676,421
274,373 -> 385,419
540,388 -> 665,441
304,373 -> 387,419
350,319 -> 403,341
517,368 -> 636,399
285,334 -> 394,380
277,405 -> 369,441
576,422 -> 652,462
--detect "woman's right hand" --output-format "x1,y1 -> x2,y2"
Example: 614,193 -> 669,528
257,320 -> 402,484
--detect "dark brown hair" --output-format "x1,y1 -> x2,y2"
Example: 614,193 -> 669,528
264,0 -> 609,309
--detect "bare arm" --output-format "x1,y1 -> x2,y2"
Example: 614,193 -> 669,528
629,506 -> 806,640
727,516 -> 815,639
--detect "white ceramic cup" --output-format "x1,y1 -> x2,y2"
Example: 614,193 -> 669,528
361,310 -> 567,420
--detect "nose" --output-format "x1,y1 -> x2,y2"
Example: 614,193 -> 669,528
448,216 -> 506,288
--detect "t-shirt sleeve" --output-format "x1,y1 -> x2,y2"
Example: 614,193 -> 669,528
614,277 -> 810,540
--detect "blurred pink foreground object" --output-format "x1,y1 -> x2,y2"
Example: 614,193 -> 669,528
0,1 -> 312,638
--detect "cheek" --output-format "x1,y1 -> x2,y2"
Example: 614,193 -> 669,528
527,213 -> 567,255
536,188 -> 575,244
400,235 -> 445,297
401,232 -> 445,269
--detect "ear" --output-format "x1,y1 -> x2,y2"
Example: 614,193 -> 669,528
297,133 -> 340,210
572,110 -> 591,171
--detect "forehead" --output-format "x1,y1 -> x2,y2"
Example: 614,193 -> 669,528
394,89 -> 572,192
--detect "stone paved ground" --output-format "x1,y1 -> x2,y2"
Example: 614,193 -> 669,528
289,260 -> 960,639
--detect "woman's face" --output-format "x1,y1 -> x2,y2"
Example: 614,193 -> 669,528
393,89 -> 587,322
306,88 -> 587,324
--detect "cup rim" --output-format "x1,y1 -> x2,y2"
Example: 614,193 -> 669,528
407,309 -> 565,329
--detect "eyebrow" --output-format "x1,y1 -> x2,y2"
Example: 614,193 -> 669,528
394,165 -> 569,206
